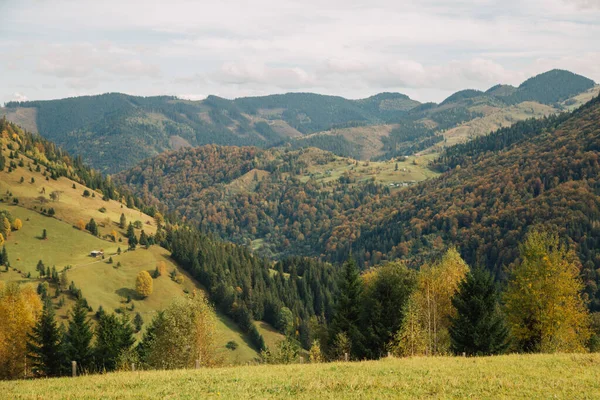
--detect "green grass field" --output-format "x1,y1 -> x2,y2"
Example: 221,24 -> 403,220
2,354 -> 598,399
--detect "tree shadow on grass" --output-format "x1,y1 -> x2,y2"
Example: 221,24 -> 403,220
115,287 -> 140,301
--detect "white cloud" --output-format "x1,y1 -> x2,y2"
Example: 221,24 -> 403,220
0,0 -> 599,104
11,92 -> 28,102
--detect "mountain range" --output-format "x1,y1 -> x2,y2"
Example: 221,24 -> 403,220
2,69 -> 597,173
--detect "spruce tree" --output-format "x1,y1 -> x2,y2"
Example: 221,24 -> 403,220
119,213 -> 127,229
127,223 -> 137,250
94,313 -> 135,372
328,258 -> 364,359
64,299 -> 94,372
449,267 -> 510,356
27,299 -> 64,377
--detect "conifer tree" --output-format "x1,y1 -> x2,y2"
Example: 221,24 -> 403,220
127,223 -> 137,250
27,299 -> 63,377
119,213 -> 127,229
94,313 -> 135,372
449,268 -> 510,356
328,258 -> 363,359
64,300 -> 94,373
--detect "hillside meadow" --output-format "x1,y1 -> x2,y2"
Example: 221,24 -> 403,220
2,354 -> 599,399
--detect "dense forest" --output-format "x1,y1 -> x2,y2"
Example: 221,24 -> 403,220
334,95 -> 600,310
119,94 -> 600,313
116,146 -> 391,259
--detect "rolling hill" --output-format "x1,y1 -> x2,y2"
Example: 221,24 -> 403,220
0,118 -> 286,364
1,70 -> 595,173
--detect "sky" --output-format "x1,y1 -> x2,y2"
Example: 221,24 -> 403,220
1,0 -> 599,105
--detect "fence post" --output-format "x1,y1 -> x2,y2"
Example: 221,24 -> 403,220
131,363 -> 135,372
195,359 -> 200,369
462,352 -> 466,357
344,353 -> 348,362
387,352 -> 391,358
72,361 -> 77,377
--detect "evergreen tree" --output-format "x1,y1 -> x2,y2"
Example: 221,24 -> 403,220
119,213 -> 127,229
449,268 -> 510,356
64,300 -> 94,373
127,223 -> 137,250
94,313 -> 135,372
27,299 -> 63,377
85,219 -> 98,236
328,258 -> 363,359
139,230 -> 149,247
0,245 -> 7,266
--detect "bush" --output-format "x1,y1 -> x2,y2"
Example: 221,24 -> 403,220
226,340 -> 239,351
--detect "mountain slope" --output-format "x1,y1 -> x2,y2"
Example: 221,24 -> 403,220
330,95 -> 600,310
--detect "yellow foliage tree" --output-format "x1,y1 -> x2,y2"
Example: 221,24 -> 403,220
110,230 -> 118,242
1,217 -> 10,238
156,261 -> 167,276
136,271 -> 153,298
143,293 -> 219,369
12,218 -> 22,231
0,282 -> 43,379
394,248 -> 469,356
504,230 -> 591,353
0,233 -> 4,246
76,219 -> 86,231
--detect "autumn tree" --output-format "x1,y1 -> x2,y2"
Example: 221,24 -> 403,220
138,293 -> 219,369
504,230 -> 591,353
0,283 -> 43,379
394,248 -> 469,356
136,271 -> 153,298
12,218 -> 22,231
390,297 -> 427,357
76,219 -> 85,230
155,261 -> 167,277
0,233 -> 4,247
449,268 -> 510,356
1,217 -> 10,239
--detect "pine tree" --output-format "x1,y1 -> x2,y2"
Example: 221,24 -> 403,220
328,258 -> 363,359
139,230 -> 149,247
449,268 -> 510,356
64,300 -> 94,373
85,219 -> 98,236
119,213 -> 127,229
27,298 -> 63,377
0,245 -> 7,266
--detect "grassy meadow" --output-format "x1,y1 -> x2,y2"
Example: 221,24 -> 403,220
2,354 -> 599,399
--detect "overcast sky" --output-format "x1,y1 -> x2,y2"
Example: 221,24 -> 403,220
1,0 -> 599,105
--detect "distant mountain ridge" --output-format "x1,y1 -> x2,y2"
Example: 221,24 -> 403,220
1,69 -> 595,173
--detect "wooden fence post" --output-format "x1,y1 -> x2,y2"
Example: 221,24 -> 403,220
344,353 -> 348,362
72,361 -> 77,377
195,359 -> 200,369
131,363 -> 135,372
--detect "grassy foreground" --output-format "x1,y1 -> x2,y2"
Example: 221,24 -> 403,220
2,354 -> 599,399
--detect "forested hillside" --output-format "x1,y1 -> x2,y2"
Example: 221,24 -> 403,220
2,70 -> 595,172
116,146 -> 405,259
331,95 -> 600,310
0,116 -> 342,358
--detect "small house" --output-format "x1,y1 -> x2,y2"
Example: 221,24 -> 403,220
90,250 -> 104,257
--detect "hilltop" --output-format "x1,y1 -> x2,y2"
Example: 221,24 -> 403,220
1,70 -> 595,172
